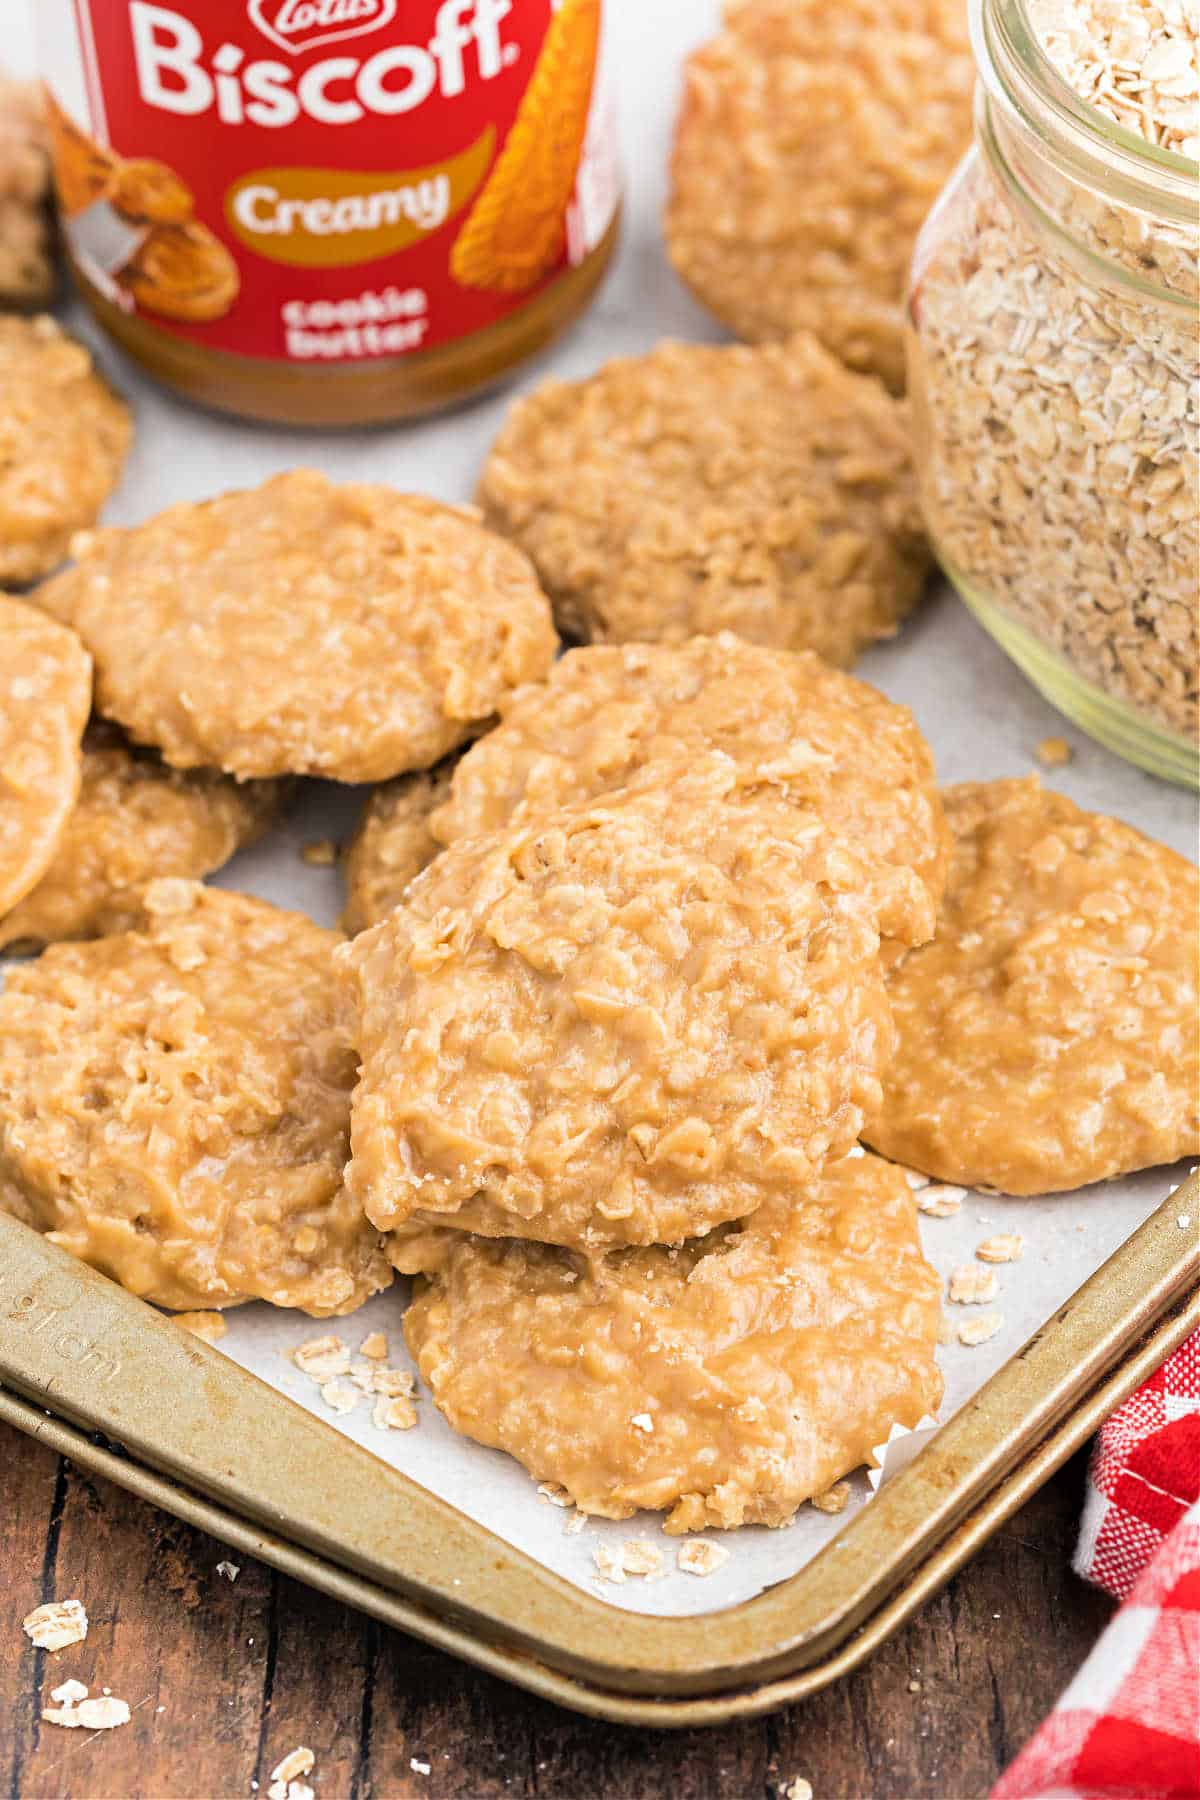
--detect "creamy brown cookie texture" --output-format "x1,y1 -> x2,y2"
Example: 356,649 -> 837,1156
341,760 -> 456,936
36,470 -> 558,782
478,336 -> 929,664
0,722 -> 287,952
664,0 -> 974,392
403,1152 -> 943,1530
0,881 -> 390,1315
343,759 -> 893,1258
432,635 -> 948,950
0,75 -> 55,308
867,778 -> 1200,1194
0,315 -> 130,585
0,597 -> 90,919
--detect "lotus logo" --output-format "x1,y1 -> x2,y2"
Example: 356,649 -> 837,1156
247,0 -> 398,56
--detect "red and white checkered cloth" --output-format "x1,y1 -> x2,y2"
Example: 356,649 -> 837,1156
993,1329 -> 1200,1800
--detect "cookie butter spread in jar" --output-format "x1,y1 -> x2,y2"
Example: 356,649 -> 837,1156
36,0 -> 620,425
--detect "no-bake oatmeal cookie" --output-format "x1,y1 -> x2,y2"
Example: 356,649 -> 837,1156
403,1151 -> 943,1530
0,74 -> 55,309
36,470 -> 558,782
0,597 -> 90,918
0,721 -> 286,951
0,881 -> 390,1314
866,778 -> 1200,1194
0,315 -> 131,585
344,760 -> 894,1260
664,0 -> 974,393
431,635 -> 948,950
478,336 -> 929,664
341,760 -> 455,936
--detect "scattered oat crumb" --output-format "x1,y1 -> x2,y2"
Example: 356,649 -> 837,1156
630,1412 -> 654,1433
43,1693 -> 131,1731
359,1331 -> 388,1361
411,1759 -> 431,1775
292,1335 -> 350,1380
908,1677 -> 922,1692
916,1183 -> 965,1217
49,1678 -> 88,1706
23,1599 -> 88,1651
271,1748 -> 315,1785
372,1366 -> 416,1398
215,1561 -> 240,1583
948,1264 -> 1000,1305
676,1539 -> 730,1576
1036,736 -> 1073,767
537,1482 -> 574,1507
347,1360 -> 377,1394
373,1394 -> 417,1431
618,1540 -> 663,1577
811,1482 -> 850,1515
564,1510 -> 587,1535
936,1313 -> 957,1346
320,1377 -> 360,1416
781,1779 -> 813,1800
301,838 -> 337,866
174,1310 -> 227,1343
958,1311 -> 1003,1347
977,1233 -> 1025,1263
592,1540 -> 665,1582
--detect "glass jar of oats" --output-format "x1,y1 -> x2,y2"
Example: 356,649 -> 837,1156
907,0 -> 1198,787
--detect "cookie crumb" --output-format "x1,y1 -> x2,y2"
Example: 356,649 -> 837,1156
976,1233 -> 1025,1263
49,1678 -> 89,1706
23,1599 -> 88,1651
371,1366 -> 416,1398
292,1335 -> 350,1380
174,1310 -> 227,1343
320,1377 -> 360,1416
43,1692 -> 131,1731
1036,736 -> 1073,767
301,838 -> 337,866
372,1394 -> 417,1431
359,1331 -> 388,1360
564,1510 -> 587,1535
916,1184 -> 965,1217
948,1264 -> 1000,1305
215,1561 -> 240,1582
270,1748 -> 315,1785
958,1311 -> 1003,1346
537,1482 -> 574,1507
676,1539 -> 730,1576
811,1482 -> 850,1515
618,1540 -> 663,1577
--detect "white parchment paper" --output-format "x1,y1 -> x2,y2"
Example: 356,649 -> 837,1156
11,0 -> 1198,1619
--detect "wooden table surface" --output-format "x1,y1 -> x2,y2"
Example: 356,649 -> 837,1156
2,1423 -> 1112,1800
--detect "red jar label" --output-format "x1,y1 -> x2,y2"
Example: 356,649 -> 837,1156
38,0 -> 619,363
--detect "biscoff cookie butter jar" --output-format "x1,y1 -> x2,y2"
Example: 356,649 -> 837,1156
35,0 -> 620,427
907,0 -> 1198,787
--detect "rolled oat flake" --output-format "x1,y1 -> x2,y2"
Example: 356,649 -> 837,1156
907,0 -> 1198,788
